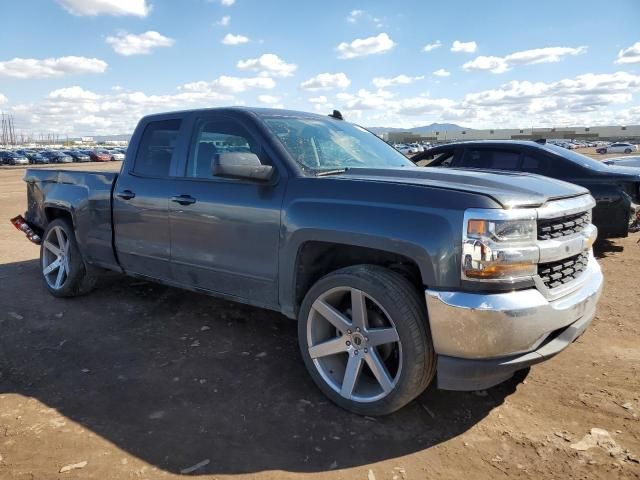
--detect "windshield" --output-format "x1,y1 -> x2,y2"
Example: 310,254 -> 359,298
542,144 -> 609,172
262,116 -> 414,172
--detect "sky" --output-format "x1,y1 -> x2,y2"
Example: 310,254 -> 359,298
0,0 -> 639,137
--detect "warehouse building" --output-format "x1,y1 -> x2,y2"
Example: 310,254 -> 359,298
383,125 -> 640,144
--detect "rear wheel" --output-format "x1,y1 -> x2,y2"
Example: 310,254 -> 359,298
298,265 -> 435,415
625,148 -> 632,154
40,218 -> 97,297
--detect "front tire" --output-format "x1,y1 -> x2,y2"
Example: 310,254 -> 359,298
40,218 -> 97,297
298,265 -> 435,415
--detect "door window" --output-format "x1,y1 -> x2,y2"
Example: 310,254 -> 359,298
186,118 -> 268,179
133,119 -> 182,177
458,149 -> 520,170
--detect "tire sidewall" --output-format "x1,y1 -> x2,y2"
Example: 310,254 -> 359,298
298,267 -> 432,415
40,218 -> 87,297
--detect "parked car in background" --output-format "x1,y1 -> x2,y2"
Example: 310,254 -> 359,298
104,149 -> 125,161
26,151 -> 49,164
12,107 -> 604,415
395,144 -> 417,155
64,150 -> 91,162
41,151 -> 73,163
604,156 -> 640,168
414,140 -> 640,238
84,150 -> 111,162
0,151 -> 29,165
596,142 -> 638,154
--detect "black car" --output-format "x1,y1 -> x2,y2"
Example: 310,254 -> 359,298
604,156 -> 640,168
414,140 -> 640,238
64,150 -> 91,162
41,151 -> 73,163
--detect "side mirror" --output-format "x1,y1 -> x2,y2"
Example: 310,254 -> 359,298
211,152 -> 273,181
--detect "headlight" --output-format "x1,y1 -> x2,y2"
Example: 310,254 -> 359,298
462,209 -> 538,282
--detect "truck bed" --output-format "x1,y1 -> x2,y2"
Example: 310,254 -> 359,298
24,168 -> 120,271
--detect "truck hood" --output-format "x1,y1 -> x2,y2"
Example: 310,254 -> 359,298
338,167 -> 589,208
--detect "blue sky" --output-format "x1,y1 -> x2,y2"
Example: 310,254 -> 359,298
0,0 -> 639,136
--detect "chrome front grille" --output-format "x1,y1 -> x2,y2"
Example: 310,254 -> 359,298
537,211 -> 591,240
538,251 -> 589,289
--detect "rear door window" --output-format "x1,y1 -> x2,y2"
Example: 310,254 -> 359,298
133,119 -> 182,177
457,149 -> 520,170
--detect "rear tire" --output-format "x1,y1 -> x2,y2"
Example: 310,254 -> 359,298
40,218 -> 97,297
298,265 -> 435,416
625,148 -> 632,154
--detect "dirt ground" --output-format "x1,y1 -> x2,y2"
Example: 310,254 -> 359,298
0,162 -> 639,480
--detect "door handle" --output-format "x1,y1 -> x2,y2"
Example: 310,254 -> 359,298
171,195 -> 197,206
116,190 -> 136,200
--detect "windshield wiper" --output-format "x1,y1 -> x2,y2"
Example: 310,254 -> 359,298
315,168 -> 348,176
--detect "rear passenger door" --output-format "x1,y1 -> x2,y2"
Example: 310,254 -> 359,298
168,113 -> 287,307
113,117 -> 185,280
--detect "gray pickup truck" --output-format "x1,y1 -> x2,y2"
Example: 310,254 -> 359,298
14,107 -> 603,415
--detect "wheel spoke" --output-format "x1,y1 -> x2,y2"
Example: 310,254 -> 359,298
44,240 -> 61,256
365,349 -> 394,394
367,327 -> 399,347
309,336 -> 348,359
54,263 -> 66,288
312,300 -> 352,333
54,227 -> 65,249
43,258 -> 61,275
350,289 -> 368,330
341,354 -> 363,398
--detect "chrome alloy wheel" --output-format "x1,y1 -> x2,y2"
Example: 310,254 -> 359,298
42,225 -> 70,290
307,287 -> 402,403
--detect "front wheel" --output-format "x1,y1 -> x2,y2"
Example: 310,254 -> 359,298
298,265 -> 436,415
40,218 -> 97,297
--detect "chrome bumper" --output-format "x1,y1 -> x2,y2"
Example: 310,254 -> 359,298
426,254 -> 603,390
425,254 -> 603,360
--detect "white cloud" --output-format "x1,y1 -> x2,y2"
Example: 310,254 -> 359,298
615,41 -> 640,64
423,41 -> 442,52
57,0 -> 150,16
181,75 -> 276,94
221,0 -> 235,5
300,72 -> 351,91
0,93 -> 7,105
106,31 -> 175,56
48,86 -> 100,101
346,9 -> 364,23
222,33 -> 249,45
236,53 -> 297,77
451,40 -> 477,53
217,15 -> 231,26
463,46 -> 587,73
336,89 -> 395,111
337,33 -> 395,59
309,96 -> 328,104
433,68 -> 450,77
0,56 -> 107,79
372,74 -> 424,88
6,70 -> 640,136
258,94 -> 281,106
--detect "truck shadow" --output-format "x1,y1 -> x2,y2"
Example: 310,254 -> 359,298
0,259 -> 522,475
594,238 -> 624,258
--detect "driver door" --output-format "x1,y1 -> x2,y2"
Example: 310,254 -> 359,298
168,113 -> 286,307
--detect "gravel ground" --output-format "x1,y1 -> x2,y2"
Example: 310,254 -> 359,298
0,161 -> 638,479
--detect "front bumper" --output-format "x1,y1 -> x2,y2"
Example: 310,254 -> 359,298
425,256 -> 603,391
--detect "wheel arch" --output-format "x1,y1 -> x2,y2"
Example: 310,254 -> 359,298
287,240 -> 428,319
